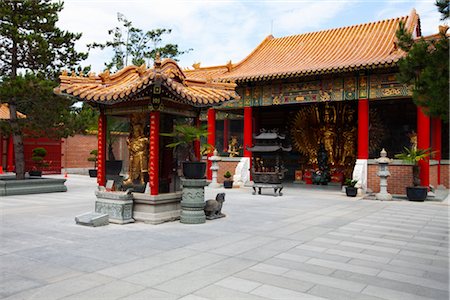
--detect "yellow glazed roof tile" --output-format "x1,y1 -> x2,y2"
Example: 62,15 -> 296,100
187,10 -> 419,82
55,58 -> 240,106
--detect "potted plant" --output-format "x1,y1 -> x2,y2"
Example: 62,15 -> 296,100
30,147 -> 49,177
395,147 -> 433,201
87,149 -> 98,177
344,178 -> 358,197
161,124 -> 210,179
223,171 -> 233,188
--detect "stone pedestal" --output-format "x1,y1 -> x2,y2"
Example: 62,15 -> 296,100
133,192 -> 182,224
180,178 -> 208,224
95,188 -> 134,224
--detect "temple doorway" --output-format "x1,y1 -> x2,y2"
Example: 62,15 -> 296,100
256,102 -> 358,183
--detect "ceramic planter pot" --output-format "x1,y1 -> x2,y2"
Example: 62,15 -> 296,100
223,180 -> 233,189
406,186 -> 428,201
182,161 -> 206,179
345,186 -> 358,197
29,170 -> 42,177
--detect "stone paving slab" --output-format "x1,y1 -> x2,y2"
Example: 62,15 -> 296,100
0,175 -> 448,300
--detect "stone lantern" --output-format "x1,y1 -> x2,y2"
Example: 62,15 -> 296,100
208,149 -> 221,188
375,148 -> 392,201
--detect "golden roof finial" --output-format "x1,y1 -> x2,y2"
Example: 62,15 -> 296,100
61,70 -> 68,76
192,62 -> 201,69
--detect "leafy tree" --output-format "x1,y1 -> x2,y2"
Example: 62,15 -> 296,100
0,0 -> 88,179
436,0 -> 449,20
396,1 -> 449,122
88,13 -> 192,72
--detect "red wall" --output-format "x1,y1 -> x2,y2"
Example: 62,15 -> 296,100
24,137 -> 62,174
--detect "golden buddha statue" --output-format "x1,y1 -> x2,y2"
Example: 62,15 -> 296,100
228,136 -> 240,157
124,116 -> 149,185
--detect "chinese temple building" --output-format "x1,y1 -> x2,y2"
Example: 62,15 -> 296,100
56,9 -> 448,197
185,9 -> 448,193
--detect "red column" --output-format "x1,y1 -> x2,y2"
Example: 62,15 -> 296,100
97,112 -> 106,186
223,119 -> 229,153
7,134 -> 14,172
194,117 -> 201,160
207,108 -> 216,180
244,106 -> 253,158
417,107 -> 430,187
149,111 -> 160,195
357,99 -> 369,159
0,134 -> 3,169
432,118 -> 442,185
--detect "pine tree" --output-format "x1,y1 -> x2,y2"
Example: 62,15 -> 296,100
396,1 -> 449,122
88,13 -> 192,72
0,0 -> 88,179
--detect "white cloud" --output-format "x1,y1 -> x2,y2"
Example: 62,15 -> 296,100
57,0 -> 443,73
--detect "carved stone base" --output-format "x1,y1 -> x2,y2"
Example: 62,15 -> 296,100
133,192 -> 182,224
180,178 -> 208,224
95,189 -> 134,224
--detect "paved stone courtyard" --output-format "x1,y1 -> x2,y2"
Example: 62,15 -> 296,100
1,175 -> 448,300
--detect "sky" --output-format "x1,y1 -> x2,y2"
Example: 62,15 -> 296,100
57,0 -> 445,73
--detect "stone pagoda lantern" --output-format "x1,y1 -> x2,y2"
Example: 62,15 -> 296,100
375,148 -> 392,201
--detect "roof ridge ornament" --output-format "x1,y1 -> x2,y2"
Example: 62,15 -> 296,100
439,25 -> 449,35
154,52 -> 161,69
99,69 -> 111,84
137,63 -> 146,77
226,60 -> 233,72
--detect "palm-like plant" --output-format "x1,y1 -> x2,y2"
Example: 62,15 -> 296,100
395,147 -> 433,186
161,124 -> 210,161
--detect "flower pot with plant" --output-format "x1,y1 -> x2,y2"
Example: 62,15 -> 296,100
395,147 -> 433,201
87,149 -> 98,177
223,171 -> 233,188
161,124 -> 211,179
30,147 -> 49,177
344,178 -> 358,197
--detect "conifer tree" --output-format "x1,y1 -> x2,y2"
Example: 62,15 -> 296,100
396,1 -> 449,122
0,0 -> 88,179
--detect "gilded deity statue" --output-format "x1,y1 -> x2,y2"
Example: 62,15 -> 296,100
409,130 -> 417,150
319,104 -> 336,165
228,136 -> 240,157
124,115 -> 149,185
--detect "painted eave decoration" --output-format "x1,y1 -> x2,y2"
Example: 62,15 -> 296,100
54,56 -> 240,107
